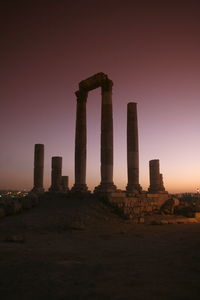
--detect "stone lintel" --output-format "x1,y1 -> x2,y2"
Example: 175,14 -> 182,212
79,72 -> 112,92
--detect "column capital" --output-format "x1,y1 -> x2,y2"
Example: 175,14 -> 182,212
75,89 -> 88,102
101,79 -> 113,92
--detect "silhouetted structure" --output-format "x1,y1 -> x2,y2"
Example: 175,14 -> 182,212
159,173 -> 165,192
49,156 -> 62,192
32,144 -> 44,194
71,73 -> 116,194
28,72 -> 174,221
148,159 -> 165,193
61,176 -> 69,192
126,102 -> 142,194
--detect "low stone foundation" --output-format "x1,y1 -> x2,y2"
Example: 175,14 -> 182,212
104,191 -> 174,222
0,193 -> 40,219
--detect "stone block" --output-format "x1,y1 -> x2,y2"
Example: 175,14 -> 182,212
0,207 -> 5,218
1,199 -> 22,215
109,192 -> 126,198
22,197 -> 33,209
194,212 -> 200,219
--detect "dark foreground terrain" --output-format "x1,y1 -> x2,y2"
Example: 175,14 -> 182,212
0,196 -> 200,300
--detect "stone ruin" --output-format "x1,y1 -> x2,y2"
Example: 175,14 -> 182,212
71,73 -> 116,194
1,72 -> 200,223
30,72 -> 190,222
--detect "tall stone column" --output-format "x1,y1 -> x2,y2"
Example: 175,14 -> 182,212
61,176 -> 69,192
49,156 -> 62,192
32,144 -> 44,193
95,79 -> 116,193
71,90 -> 88,192
126,102 -> 142,193
148,159 -> 161,193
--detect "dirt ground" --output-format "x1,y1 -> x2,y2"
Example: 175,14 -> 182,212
0,196 -> 200,300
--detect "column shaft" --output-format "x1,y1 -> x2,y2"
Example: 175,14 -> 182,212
61,176 -> 69,192
72,90 -> 88,192
126,102 -> 142,193
32,144 -> 44,193
49,156 -> 62,192
148,159 -> 161,193
95,79 -> 116,192
159,173 -> 165,191
101,81 -> 113,184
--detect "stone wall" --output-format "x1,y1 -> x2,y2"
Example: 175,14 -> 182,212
0,193 -> 40,219
106,192 -> 172,222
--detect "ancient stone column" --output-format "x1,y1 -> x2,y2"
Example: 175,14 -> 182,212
49,156 -> 62,192
95,79 -> 116,193
71,90 -> 88,192
148,159 -> 161,193
126,102 -> 142,193
61,176 -> 69,192
159,173 -> 165,191
32,144 -> 44,193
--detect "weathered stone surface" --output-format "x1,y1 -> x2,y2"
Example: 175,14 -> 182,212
22,196 -> 33,210
79,72 -> 108,91
61,176 -> 69,192
0,207 -> 6,218
148,160 -> 166,193
32,144 -> 44,194
160,198 -> 180,214
73,73 -> 116,193
27,193 -> 39,206
126,102 -> 142,193
71,90 -> 88,193
195,199 -> 200,211
94,77 -> 116,193
159,173 -> 165,191
0,193 -> 39,219
106,192 -> 173,222
1,198 -> 22,215
194,212 -> 200,219
148,159 -> 161,192
49,156 -> 62,192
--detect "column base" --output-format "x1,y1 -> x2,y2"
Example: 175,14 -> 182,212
48,186 -> 62,193
148,189 -> 167,194
71,184 -> 89,194
31,187 -> 45,194
61,188 -> 70,193
94,182 -> 117,194
126,184 -> 142,194
148,185 -> 166,193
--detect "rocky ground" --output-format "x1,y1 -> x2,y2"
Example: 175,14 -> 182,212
0,196 -> 200,300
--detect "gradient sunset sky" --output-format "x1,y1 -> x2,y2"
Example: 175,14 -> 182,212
1,0 -> 200,193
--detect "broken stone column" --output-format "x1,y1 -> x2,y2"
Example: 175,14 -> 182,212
71,90 -> 88,193
159,173 -> 165,191
61,176 -> 69,192
49,156 -> 62,192
32,144 -> 44,193
148,159 -> 162,193
126,102 -> 142,193
95,79 -> 116,193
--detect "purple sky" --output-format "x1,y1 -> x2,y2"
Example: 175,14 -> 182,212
1,0 -> 200,192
